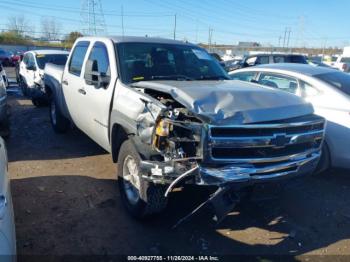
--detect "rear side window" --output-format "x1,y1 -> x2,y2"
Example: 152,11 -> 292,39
87,42 -> 110,77
231,71 -> 256,82
258,73 -> 299,94
69,41 -> 90,76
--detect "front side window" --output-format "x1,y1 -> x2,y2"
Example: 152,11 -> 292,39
117,43 -> 229,84
256,56 -> 269,64
230,71 -> 256,82
274,56 -> 286,63
69,41 -> 90,76
258,73 -> 299,94
340,57 -> 350,63
87,42 -> 110,76
36,54 -> 68,70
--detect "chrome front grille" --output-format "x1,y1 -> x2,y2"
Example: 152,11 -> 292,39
205,115 -> 325,164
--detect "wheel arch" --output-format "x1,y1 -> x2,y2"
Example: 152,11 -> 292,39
111,123 -> 128,163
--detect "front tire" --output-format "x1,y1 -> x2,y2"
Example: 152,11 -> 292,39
117,140 -> 168,218
50,98 -> 70,133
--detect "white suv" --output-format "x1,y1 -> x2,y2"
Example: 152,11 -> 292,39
19,50 -> 69,106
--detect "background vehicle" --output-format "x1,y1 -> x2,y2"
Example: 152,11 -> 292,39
223,58 -> 243,72
0,137 -> 16,259
332,55 -> 350,72
10,51 -> 23,66
0,50 -> 13,67
234,53 -> 308,70
0,64 -> 9,89
19,50 -> 69,106
230,63 -> 350,171
308,59 -> 336,69
44,36 -> 325,221
0,69 -> 9,137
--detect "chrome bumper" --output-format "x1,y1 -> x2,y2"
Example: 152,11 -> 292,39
198,151 -> 320,186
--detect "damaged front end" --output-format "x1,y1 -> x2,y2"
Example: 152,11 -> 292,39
134,84 -> 326,225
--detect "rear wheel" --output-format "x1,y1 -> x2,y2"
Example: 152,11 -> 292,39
117,140 -> 168,218
50,98 -> 70,133
19,77 -> 28,96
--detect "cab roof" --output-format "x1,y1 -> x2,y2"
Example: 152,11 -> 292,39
78,36 -> 197,46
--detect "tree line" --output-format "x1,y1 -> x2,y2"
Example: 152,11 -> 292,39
0,15 -> 83,48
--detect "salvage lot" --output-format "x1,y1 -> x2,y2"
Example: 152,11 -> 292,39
4,67 -> 350,259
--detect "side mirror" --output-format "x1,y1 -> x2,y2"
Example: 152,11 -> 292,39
84,59 -> 110,89
26,65 -> 36,71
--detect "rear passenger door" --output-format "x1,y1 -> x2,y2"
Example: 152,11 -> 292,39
257,73 -> 301,95
62,41 -> 91,132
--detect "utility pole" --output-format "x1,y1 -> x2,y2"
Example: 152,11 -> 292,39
121,5 -> 125,36
208,27 -> 213,52
81,0 -> 107,35
283,27 -> 287,49
278,35 -> 282,47
286,28 -> 291,48
173,14 -> 177,40
195,19 -> 198,43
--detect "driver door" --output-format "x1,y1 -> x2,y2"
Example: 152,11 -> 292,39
80,40 -> 115,151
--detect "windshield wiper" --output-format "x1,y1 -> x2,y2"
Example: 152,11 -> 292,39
196,75 -> 230,80
150,75 -> 195,81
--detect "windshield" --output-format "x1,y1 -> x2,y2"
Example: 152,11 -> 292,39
117,43 -> 229,84
36,54 -> 68,69
315,71 -> 350,96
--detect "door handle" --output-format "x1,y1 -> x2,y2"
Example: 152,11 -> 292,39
78,88 -> 86,95
62,80 -> 68,85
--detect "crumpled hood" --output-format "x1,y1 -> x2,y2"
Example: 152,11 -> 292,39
133,80 -> 314,125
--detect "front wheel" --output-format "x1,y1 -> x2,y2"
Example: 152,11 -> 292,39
117,140 -> 168,218
50,98 -> 70,133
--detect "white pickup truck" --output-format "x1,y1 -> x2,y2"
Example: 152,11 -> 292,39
332,55 -> 350,72
44,36 -> 325,222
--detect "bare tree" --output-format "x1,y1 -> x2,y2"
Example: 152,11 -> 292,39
41,17 -> 61,41
7,16 -> 30,36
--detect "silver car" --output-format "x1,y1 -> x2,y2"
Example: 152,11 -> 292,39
229,63 -> 350,171
0,137 -> 16,260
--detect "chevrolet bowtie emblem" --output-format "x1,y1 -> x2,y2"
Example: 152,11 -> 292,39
271,133 -> 289,148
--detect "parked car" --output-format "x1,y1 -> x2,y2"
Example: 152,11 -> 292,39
332,55 -> 350,72
0,50 -> 12,67
229,63 -> 350,171
0,64 -> 9,89
10,51 -> 23,65
0,70 -> 9,137
235,53 -> 308,70
308,60 -> 336,69
223,58 -> 243,72
44,36 -> 325,222
19,50 -> 69,106
0,137 -> 16,259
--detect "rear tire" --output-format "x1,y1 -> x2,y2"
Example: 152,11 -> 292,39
50,97 -> 70,133
117,140 -> 168,218
32,98 -> 47,107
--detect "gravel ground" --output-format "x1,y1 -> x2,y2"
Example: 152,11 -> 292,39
4,67 -> 350,261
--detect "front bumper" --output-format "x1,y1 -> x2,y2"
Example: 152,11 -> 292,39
198,151 -> 320,186
140,150 -> 320,187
